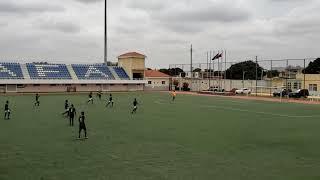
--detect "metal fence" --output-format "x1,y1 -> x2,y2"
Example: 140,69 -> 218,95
169,58 -> 320,95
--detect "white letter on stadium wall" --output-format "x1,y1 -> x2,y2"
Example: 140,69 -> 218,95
35,65 -> 60,77
0,65 -> 17,77
85,66 -> 108,78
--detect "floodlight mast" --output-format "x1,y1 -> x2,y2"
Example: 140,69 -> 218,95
104,0 -> 107,64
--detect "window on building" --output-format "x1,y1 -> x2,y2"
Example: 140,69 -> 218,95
148,81 -> 152,84
162,81 -> 166,85
287,82 -> 292,89
293,82 -> 298,89
309,84 -> 318,91
298,82 -> 302,89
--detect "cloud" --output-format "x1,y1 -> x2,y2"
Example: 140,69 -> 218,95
75,0 -> 103,4
125,0 -> 251,34
36,19 -> 82,34
0,0 -> 319,68
0,1 -> 64,15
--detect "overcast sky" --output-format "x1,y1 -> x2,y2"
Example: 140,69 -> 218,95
0,0 -> 319,68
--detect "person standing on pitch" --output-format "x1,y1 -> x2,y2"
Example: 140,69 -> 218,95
171,90 -> 177,102
131,98 -> 138,114
62,100 -> 69,117
34,93 -> 40,106
106,94 -> 114,108
87,92 -> 93,104
97,91 -> 102,100
4,100 -> 11,120
69,104 -> 76,126
78,111 -> 87,139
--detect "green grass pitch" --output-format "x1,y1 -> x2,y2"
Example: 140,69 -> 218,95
1,92 -> 320,180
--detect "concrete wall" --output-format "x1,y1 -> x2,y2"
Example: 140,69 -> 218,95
9,84 -> 144,93
118,57 -> 145,79
174,78 -> 270,92
145,77 -> 170,91
296,74 -> 320,95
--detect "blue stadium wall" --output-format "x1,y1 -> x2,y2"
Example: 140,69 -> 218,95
0,63 -> 146,93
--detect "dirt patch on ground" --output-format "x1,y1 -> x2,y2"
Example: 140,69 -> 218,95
172,91 -> 320,105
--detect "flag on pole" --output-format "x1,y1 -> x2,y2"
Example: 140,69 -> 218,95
212,53 -> 223,60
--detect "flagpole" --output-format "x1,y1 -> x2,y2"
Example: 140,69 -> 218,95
212,50 -> 215,87
224,50 -> 227,90
218,50 -> 220,89
209,51 -> 212,89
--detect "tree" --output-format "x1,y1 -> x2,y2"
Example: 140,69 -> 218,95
169,68 -> 185,76
173,79 -> 179,87
266,70 -> 279,78
303,58 -> 320,74
182,82 -> 190,91
226,60 -> 265,80
193,68 -> 202,72
159,69 -> 170,75
159,68 -> 185,76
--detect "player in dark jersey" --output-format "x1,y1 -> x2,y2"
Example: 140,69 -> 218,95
97,91 -> 102,100
69,104 -> 76,126
34,93 -> 40,106
78,111 -> 87,139
106,94 -> 114,108
4,101 -> 10,120
62,100 -> 69,116
131,98 -> 138,114
87,92 -> 93,104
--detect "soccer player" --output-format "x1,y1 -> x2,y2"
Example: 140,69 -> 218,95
34,93 -> 40,106
97,91 -> 102,100
69,104 -> 76,126
62,100 -> 69,116
87,92 -> 93,104
4,101 -> 10,120
131,98 -> 138,114
171,90 -> 177,102
106,94 -> 114,108
78,111 -> 87,139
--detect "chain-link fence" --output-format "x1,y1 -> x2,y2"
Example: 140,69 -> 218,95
169,58 -> 320,96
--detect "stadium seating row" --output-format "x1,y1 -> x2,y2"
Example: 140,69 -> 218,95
0,62 -> 130,80
0,63 -> 24,79
72,64 -> 115,80
113,67 -> 130,79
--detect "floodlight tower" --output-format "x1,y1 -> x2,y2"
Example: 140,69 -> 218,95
104,0 -> 108,64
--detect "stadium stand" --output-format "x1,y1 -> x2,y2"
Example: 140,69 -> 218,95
26,63 -> 72,79
0,52 -> 147,93
0,63 -> 24,79
72,64 -> 115,80
113,67 -> 130,79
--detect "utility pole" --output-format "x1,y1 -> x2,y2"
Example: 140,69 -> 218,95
255,56 -> 258,96
224,50 -> 227,90
190,44 -> 193,78
209,51 -> 212,89
104,0 -> 107,64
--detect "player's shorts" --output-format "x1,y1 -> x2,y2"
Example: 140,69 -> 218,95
4,110 -> 10,113
80,123 -> 86,130
89,98 -> 93,101
133,106 -> 137,109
